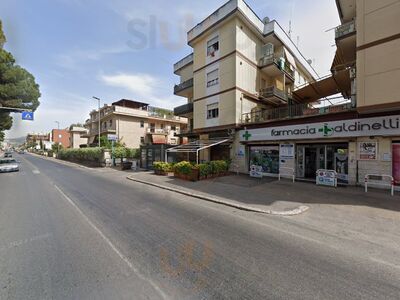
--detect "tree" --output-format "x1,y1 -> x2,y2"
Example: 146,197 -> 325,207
51,142 -> 63,153
0,20 -> 41,136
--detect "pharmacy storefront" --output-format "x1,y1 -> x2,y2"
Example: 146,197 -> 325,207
239,115 -> 400,185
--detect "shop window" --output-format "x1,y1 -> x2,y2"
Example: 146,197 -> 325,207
207,36 -> 219,57
207,103 -> 219,119
249,146 -> 279,174
207,69 -> 219,87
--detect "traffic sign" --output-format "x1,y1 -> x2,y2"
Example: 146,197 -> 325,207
107,134 -> 118,141
22,111 -> 34,121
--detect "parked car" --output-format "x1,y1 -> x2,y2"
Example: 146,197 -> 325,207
4,152 -> 12,158
0,158 -> 19,173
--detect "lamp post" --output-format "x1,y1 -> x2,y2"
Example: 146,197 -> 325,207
93,96 -> 101,147
55,121 -> 60,154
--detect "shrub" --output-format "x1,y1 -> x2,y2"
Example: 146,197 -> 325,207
58,147 -> 103,162
173,161 -> 193,175
197,163 -> 212,178
209,160 -> 228,174
153,161 -> 173,172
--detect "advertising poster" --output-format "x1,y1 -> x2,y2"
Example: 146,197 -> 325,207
393,144 -> 400,186
358,142 -> 377,160
279,144 -> 295,159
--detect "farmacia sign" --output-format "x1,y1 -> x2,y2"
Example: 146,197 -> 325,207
240,115 -> 400,142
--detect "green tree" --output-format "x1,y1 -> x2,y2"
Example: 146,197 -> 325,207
0,20 -> 41,136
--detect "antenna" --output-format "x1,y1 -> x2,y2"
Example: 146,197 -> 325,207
288,20 -> 292,38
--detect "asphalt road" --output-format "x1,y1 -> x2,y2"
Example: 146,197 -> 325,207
0,153 -> 399,299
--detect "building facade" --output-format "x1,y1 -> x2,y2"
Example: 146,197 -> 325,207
83,99 -> 187,149
51,129 -> 70,148
68,126 -> 88,149
173,0 -> 400,187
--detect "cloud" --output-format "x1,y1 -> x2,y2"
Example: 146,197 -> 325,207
100,72 -> 159,96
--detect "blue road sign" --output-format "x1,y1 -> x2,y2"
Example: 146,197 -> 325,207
22,111 -> 34,121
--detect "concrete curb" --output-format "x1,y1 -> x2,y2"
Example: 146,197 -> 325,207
126,175 -> 309,216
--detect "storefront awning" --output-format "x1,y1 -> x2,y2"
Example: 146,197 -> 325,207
152,135 -> 167,144
166,138 -> 231,153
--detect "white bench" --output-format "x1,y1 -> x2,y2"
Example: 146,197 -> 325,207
279,167 -> 295,183
364,174 -> 395,196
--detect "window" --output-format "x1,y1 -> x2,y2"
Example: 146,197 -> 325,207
140,137 -> 145,144
140,120 -> 144,128
109,120 -> 112,127
171,125 -> 176,131
207,69 -> 219,87
207,36 -> 219,57
160,123 -> 164,129
207,103 -> 219,119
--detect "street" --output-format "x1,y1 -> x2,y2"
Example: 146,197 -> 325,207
0,154 -> 399,299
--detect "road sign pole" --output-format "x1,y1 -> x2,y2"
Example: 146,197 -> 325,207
112,140 -> 115,166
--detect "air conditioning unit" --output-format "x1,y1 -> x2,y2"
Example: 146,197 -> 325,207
350,68 -> 356,79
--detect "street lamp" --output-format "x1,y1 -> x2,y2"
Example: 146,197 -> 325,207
93,96 -> 101,147
55,121 -> 60,154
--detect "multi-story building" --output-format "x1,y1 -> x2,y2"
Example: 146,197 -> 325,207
68,126 -> 88,149
26,133 -> 51,150
173,0 -> 317,160
51,129 -> 70,148
83,99 -> 187,148
174,0 -> 400,187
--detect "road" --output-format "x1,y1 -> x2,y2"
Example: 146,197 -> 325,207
0,153 -> 399,299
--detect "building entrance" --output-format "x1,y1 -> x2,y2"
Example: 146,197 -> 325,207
297,143 -> 349,183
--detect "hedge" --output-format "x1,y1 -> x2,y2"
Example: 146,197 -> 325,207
113,147 -> 140,159
153,161 -> 173,172
58,147 -> 103,162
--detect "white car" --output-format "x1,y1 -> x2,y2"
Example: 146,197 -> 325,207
0,158 -> 20,173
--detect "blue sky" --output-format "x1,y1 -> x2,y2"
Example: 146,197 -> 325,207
1,0 -> 339,138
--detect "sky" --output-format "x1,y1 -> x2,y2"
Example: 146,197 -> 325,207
1,0 -> 340,139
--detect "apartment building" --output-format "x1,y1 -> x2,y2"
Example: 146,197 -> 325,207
51,129 -> 70,148
83,99 -> 187,148
68,126 -> 88,149
236,0 -> 400,186
174,0 -> 400,187
173,0 -> 317,161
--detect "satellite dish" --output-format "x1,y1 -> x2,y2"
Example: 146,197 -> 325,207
263,17 -> 270,24
307,59 -> 313,65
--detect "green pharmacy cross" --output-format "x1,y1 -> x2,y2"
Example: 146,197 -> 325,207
242,131 -> 252,141
319,124 -> 334,137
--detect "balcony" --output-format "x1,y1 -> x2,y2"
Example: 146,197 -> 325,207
146,128 -> 169,135
174,102 -> 193,116
259,86 -> 290,104
242,102 -> 354,124
174,78 -> 194,96
174,53 -> 193,74
259,55 -> 294,81
335,20 -> 356,39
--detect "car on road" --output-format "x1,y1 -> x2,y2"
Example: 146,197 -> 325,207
0,158 -> 20,173
4,152 -> 12,158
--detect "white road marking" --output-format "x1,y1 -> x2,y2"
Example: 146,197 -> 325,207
53,184 -> 168,300
369,257 -> 400,270
32,170 -> 40,174
0,233 -> 51,253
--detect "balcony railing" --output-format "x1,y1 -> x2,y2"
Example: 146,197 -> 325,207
335,19 -> 356,39
147,128 -> 169,135
242,102 -> 354,124
260,86 -> 290,102
174,53 -> 194,73
174,102 -> 193,116
259,55 -> 294,79
174,78 -> 194,94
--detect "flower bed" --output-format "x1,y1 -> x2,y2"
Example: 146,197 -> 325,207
152,160 -> 230,181
153,161 -> 174,176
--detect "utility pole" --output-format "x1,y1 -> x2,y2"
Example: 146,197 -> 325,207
92,97 -> 101,147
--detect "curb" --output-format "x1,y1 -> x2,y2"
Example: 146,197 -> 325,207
126,176 -> 309,216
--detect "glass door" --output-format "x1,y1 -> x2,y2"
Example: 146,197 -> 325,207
296,146 -> 305,178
